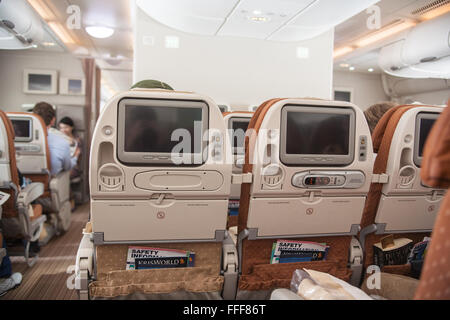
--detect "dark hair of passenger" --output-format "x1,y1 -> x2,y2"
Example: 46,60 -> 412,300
32,102 -> 56,126
59,116 -> 75,128
364,101 -> 398,135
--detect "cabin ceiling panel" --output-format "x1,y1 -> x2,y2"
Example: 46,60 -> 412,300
136,0 -> 379,41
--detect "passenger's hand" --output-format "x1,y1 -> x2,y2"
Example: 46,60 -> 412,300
74,147 -> 81,159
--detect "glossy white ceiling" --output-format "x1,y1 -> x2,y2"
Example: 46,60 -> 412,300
136,0 -> 380,41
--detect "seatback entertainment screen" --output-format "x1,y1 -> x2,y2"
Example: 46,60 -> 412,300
117,98 -> 209,165
231,118 -> 250,154
280,105 -> 355,166
11,118 -> 32,142
124,106 -> 202,153
414,112 -> 439,167
286,112 -> 350,155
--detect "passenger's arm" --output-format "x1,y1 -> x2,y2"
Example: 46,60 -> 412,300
62,141 -> 75,172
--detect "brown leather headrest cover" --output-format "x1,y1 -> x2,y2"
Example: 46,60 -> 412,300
421,100 -> 450,189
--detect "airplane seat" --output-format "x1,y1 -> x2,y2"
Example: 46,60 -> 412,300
236,98 -> 374,299
359,104 -> 445,280
75,88 -> 237,300
0,110 -> 46,267
414,100 -> 450,299
222,111 -> 253,233
7,112 -> 72,242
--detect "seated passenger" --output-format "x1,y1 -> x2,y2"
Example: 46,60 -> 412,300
363,101 -> 397,135
32,102 -> 78,176
58,117 -> 82,179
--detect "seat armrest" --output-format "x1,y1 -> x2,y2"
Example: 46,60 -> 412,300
359,224 -> 377,253
75,232 -> 94,291
222,241 -> 237,273
222,235 -> 238,300
349,237 -> 364,287
17,182 -> 44,206
270,288 -> 304,300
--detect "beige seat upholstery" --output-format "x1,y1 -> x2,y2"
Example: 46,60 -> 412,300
0,110 -> 46,267
75,88 -> 238,300
236,98 -> 374,299
359,104 -> 445,279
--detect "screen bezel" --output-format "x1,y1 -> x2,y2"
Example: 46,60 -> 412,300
229,117 -> 250,155
117,98 -> 209,166
10,116 -> 33,142
280,105 -> 356,166
413,112 -> 439,168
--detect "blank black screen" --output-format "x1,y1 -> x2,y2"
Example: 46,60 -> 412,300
11,119 -> 31,138
28,74 -> 52,91
286,112 -> 350,155
124,106 -> 202,153
418,118 -> 436,157
232,119 -> 250,150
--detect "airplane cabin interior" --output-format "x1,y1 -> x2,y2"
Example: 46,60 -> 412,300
0,0 -> 449,310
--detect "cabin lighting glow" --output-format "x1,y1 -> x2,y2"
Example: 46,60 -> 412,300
165,36 -> 180,48
27,0 -> 55,20
249,16 -> 269,22
296,47 -> 309,59
355,20 -> 416,47
85,26 -> 115,39
421,3 -> 450,20
333,46 -> 354,59
48,21 -> 76,44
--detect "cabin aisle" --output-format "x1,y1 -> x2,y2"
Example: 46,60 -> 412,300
1,203 -> 89,300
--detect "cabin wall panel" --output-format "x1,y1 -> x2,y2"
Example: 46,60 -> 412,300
333,71 -> 389,110
0,51 -> 85,112
134,7 -> 334,108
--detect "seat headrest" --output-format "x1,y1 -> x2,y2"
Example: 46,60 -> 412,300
371,105 -> 419,153
421,100 -> 450,189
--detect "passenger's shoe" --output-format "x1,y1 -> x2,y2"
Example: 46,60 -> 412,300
0,272 -> 22,297
30,241 -> 41,254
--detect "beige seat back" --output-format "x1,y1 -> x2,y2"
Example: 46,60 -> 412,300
90,89 -> 233,244
236,98 -> 374,299
359,105 -> 445,275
